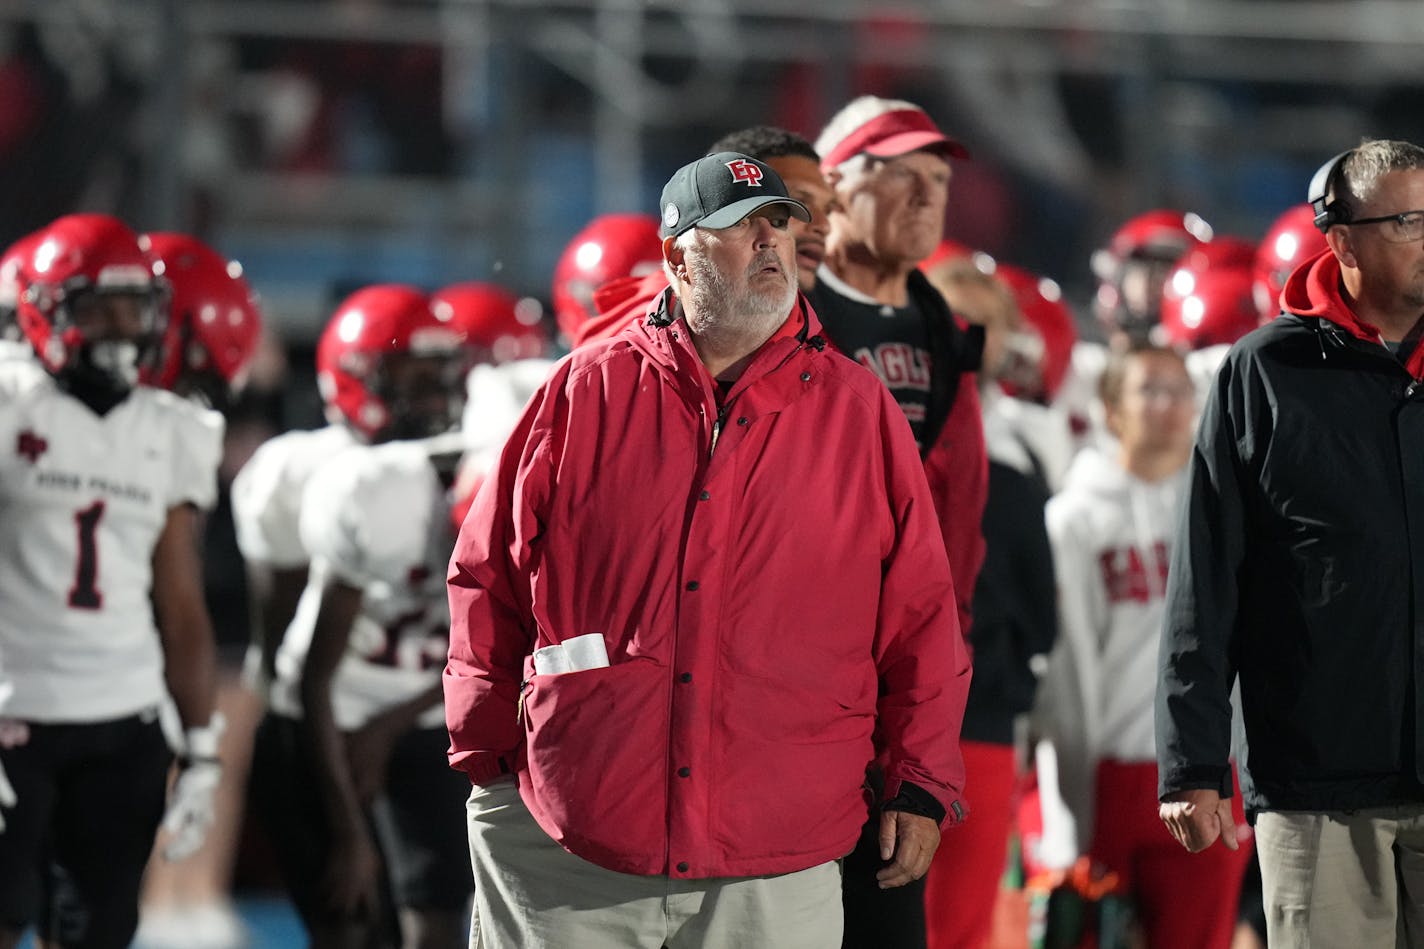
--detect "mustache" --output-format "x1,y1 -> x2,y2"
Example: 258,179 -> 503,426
749,252 -> 783,273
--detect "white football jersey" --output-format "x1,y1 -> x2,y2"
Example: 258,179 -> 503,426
230,424 -> 358,568
0,339 -> 36,364
0,366 -> 223,721
462,357 -> 554,463
269,439 -> 453,730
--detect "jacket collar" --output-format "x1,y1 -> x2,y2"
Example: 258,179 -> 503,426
1282,249 -> 1424,378
629,290 -> 826,406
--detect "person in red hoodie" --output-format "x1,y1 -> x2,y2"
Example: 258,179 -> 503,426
1158,138 -> 1424,947
445,151 -> 971,948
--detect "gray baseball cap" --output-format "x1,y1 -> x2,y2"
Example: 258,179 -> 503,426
659,151 -> 811,238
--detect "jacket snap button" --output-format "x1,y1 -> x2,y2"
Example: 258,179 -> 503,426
686,581 -> 700,591
699,490 -> 710,501
678,766 -> 691,778
680,672 -> 692,683
677,861 -> 689,873
737,417 -> 748,426
800,372 -> 811,382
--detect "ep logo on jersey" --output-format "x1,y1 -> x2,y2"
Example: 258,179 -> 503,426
726,158 -> 764,187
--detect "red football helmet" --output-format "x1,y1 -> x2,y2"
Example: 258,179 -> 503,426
316,284 -> 472,443
1253,204 -> 1329,323
0,232 -> 40,341
140,232 -> 263,396
16,213 -> 165,386
993,263 -> 1077,403
1091,209 -> 1214,339
1159,237 -> 1259,350
551,214 -> 663,344
431,282 -> 547,364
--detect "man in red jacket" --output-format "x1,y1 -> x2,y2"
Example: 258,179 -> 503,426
445,151 -> 971,948
810,95 -> 989,948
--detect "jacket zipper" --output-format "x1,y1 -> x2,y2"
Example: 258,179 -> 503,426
709,406 -> 726,458
703,337 -> 808,459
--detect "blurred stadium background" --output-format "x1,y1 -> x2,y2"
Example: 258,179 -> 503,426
3,0 -> 1423,344
3,2 -> 1423,943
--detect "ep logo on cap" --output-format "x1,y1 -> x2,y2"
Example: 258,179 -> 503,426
658,151 -> 810,239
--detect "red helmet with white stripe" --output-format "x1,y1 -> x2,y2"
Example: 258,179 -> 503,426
431,282 -> 547,364
1091,209 -> 1214,339
551,214 -> 663,343
16,213 -> 166,388
1159,238 -> 1259,350
140,232 -> 263,397
1253,205 -> 1328,322
316,284 -> 472,442
993,263 -> 1077,403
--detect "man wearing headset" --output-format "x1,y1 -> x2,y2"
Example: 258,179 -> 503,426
1157,139 -> 1424,946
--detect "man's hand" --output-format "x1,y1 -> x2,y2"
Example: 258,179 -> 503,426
1159,788 -> 1239,853
875,809 -> 941,889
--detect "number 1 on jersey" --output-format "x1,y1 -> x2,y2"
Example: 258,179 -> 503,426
69,500 -> 105,609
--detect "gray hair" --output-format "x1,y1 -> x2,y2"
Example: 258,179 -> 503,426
663,229 -> 701,291
1335,139 -> 1424,221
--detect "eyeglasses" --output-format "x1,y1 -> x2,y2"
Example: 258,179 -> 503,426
1344,209 -> 1424,243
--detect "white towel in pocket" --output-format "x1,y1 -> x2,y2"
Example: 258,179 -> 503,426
532,633 -> 610,676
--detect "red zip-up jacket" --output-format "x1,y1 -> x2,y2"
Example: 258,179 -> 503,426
589,271 -> 988,645
445,290 -> 971,878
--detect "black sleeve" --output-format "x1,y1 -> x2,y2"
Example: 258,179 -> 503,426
961,461 -> 1058,743
1004,464 -> 1058,666
881,779 -> 949,824
1155,354 -> 1248,801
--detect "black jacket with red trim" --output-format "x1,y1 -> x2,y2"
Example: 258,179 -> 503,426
1157,250 -> 1424,817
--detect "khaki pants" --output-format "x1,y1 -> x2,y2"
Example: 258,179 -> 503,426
465,778 -> 844,948
1255,805 -> 1424,948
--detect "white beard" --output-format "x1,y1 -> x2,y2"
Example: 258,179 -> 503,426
684,250 -> 795,344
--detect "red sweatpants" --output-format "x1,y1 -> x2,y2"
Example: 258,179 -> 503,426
1089,759 -> 1253,949
924,740 -> 1019,949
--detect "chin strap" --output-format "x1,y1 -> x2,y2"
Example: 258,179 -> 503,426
55,339 -> 149,414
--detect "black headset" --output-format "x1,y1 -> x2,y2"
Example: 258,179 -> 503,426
1308,149 -> 1355,232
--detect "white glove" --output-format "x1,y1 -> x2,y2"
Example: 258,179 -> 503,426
0,684 -> 21,834
160,714 -> 225,861
0,753 -> 15,834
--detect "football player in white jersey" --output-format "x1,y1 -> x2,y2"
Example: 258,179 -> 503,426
246,285 -> 475,948
132,232 -> 265,949
0,214 -> 225,949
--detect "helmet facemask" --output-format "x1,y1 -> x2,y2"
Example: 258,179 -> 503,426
50,282 -> 167,413
368,349 -> 469,444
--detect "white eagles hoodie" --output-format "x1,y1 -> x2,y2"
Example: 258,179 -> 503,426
1035,445 -> 1186,851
